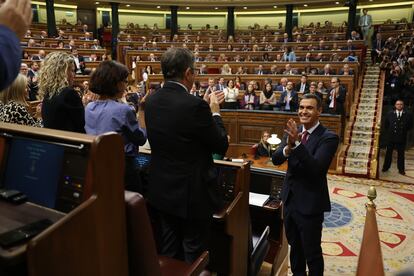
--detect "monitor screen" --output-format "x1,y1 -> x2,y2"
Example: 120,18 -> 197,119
2,137 -> 65,208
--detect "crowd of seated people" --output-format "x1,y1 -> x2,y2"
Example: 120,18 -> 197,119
188,75 -> 346,115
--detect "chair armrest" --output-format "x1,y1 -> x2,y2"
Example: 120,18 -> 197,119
187,251 -> 209,276
213,192 -> 243,220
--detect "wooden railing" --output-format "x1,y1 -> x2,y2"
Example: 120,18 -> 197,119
370,71 -> 386,178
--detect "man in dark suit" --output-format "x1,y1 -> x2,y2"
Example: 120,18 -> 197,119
145,48 -> 229,263
382,100 -> 413,175
272,93 -> 339,276
295,74 -> 310,93
71,48 -> 85,75
371,33 -> 385,65
326,77 -> 346,115
278,81 -> 299,112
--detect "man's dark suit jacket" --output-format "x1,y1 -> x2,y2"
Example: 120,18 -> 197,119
0,26 -> 21,91
272,124 -> 339,214
295,82 -> 309,93
326,86 -> 346,115
277,90 -> 299,112
145,81 -> 229,219
372,39 -> 385,52
384,110 -> 413,145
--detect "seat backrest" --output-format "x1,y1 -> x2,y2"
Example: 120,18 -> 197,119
124,191 -> 162,276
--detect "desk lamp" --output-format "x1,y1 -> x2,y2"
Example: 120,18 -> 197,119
266,134 -> 281,162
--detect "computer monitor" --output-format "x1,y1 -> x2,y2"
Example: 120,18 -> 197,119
0,136 -> 89,212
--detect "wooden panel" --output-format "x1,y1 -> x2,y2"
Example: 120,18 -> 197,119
221,110 -> 342,144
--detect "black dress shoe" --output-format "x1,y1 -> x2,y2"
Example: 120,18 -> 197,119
382,168 -> 388,172
399,171 -> 406,175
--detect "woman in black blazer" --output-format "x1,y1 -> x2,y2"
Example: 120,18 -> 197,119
38,51 -> 85,133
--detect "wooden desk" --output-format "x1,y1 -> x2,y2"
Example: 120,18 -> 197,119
0,201 -> 64,266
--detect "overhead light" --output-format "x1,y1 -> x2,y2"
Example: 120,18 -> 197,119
214,7 -> 219,10
95,1 -> 99,4
303,4 -> 308,6
156,5 -> 161,8
186,6 -> 190,9
243,6 -> 247,9
273,5 -> 277,8
335,1 -> 339,4
126,4 -> 130,7
369,0 -> 373,1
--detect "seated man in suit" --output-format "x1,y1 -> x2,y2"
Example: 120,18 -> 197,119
304,52 -> 313,62
205,78 -> 217,94
272,93 -> 339,276
319,64 -> 334,76
91,39 -> 102,50
255,64 -> 267,75
295,74 -> 310,93
283,64 -> 298,75
71,48 -> 85,75
342,39 -> 356,51
339,64 -> 353,75
305,82 -> 324,102
215,77 -> 226,91
276,77 -> 288,92
326,77 -> 346,115
278,81 -> 299,112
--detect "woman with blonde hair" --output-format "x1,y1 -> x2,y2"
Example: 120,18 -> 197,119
39,51 -> 85,133
253,130 -> 271,157
0,74 -> 42,127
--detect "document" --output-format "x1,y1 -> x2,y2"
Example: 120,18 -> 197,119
249,192 -> 269,207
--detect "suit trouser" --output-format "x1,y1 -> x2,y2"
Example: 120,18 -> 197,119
383,142 -> 405,172
155,209 -> 211,264
284,206 -> 324,276
361,27 -> 370,42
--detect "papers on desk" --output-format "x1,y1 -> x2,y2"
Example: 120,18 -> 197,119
249,192 -> 270,207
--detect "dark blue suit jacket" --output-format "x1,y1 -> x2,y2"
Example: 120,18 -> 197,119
272,124 -> 339,215
0,25 -> 21,91
145,81 -> 229,219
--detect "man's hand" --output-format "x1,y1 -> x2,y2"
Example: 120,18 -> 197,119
284,118 -> 299,148
0,0 -> 33,39
209,92 -> 221,114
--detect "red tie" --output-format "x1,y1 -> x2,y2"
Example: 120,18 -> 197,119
301,131 -> 309,145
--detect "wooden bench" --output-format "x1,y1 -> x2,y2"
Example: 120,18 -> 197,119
22,37 -> 96,48
118,41 -> 365,64
125,49 -> 363,72
134,61 -> 359,81
22,47 -> 106,58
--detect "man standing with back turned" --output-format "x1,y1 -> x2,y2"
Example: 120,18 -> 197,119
273,94 -> 339,276
145,48 -> 229,263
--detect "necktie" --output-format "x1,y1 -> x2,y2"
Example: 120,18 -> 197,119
301,130 -> 309,145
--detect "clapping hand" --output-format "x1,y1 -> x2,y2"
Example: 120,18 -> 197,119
284,119 -> 300,148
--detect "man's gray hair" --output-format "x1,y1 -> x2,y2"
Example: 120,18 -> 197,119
161,48 -> 194,81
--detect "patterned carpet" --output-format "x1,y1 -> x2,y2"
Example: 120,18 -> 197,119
322,174 -> 414,275
343,66 -> 381,176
